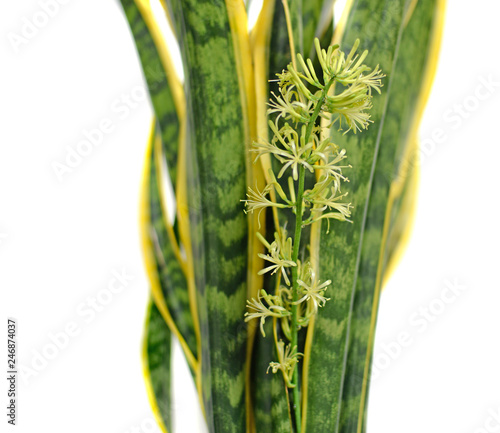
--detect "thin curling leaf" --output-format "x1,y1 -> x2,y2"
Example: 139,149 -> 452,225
142,298 -> 173,433
120,1 -> 199,368
120,0 -> 183,185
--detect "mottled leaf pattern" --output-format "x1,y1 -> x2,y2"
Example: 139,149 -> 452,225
143,298 -> 173,433
121,0 -> 180,183
339,3 -> 442,432
302,1 -> 443,432
149,132 -> 197,360
167,0 -> 250,431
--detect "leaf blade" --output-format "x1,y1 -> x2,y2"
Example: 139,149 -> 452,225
166,0 -> 252,430
341,3 -> 446,432
301,1 -> 443,431
143,297 -> 173,433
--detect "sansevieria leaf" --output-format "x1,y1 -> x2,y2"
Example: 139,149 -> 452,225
122,0 -> 197,366
302,1 -> 445,432
166,0 -> 251,431
338,2 -> 445,432
383,151 -> 419,284
143,297 -> 173,433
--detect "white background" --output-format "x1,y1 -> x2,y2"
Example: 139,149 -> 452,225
0,1 -> 499,433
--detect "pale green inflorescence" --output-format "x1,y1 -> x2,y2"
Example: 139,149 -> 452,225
243,37 -> 384,416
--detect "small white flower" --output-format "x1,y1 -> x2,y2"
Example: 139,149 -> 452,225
257,243 -> 296,285
242,183 -> 289,228
267,340 -> 302,388
294,263 -> 331,312
245,290 -> 291,337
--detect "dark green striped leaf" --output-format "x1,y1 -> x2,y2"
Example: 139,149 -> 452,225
121,0 -> 198,360
121,0 -> 180,185
149,131 -> 197,359
303,2 -> 407,429
302,1 -> 442,432
339,3 -> 441,432
143,298 -> 173,433
166,0 -> 250,431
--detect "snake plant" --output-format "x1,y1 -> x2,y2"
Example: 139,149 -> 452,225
120,0 -> 445,432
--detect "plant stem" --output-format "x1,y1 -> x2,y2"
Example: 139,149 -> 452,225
290,164 -> 305,432
288,77 -> 335,433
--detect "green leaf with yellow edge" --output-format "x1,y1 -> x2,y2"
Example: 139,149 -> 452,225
149,127 -> 198,364
300,0 -> 408,418
383,149 -> 419,285
166,0 -> 252,431
383,0 -> 445,287
301,1 -> 445,432
339,2 -> 445,432
121,0 -> 182,185
138,120 -> 199,433
143,297 -> 173,433
121,0 -> 199,370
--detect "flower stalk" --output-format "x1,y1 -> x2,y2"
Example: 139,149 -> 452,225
243,37 -> 384,432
